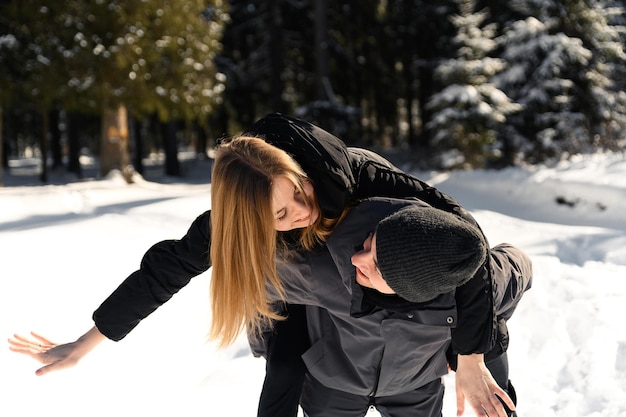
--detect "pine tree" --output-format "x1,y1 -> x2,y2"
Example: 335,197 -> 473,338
495,0 -> 626,161
0,0 -> 228,180
578,0 -> 626,149
426,0 -> 521,168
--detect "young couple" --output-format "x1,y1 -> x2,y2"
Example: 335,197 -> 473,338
10,114 -> 532,417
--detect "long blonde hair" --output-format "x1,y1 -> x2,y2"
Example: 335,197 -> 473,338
209,136 -> 337,347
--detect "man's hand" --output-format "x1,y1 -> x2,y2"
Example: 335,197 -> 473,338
455,353 -> 515,417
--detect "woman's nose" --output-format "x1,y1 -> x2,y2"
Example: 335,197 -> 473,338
291,202 -> 307,218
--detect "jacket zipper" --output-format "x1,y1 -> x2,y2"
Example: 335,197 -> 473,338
369,344 -> 385,398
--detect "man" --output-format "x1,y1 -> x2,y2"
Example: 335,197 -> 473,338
351,204 -> 533,417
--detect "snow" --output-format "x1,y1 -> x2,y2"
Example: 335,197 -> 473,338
2,151 -> 626,416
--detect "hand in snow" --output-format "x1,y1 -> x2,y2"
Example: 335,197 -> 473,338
8,326 -> 106,376
455,353 -> 515,417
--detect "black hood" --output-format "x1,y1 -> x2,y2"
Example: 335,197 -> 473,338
243,113 -> 355,219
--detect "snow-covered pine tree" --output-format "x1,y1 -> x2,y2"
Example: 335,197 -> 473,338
495,0 -> 626,162
579,0 -> 626,150
426,0 -> 521,168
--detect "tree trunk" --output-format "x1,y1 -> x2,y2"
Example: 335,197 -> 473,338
39,110 -> 49,183
0,106 -> 3,187
314,0 -> 329,101
194,119 -> 208,158
100,105 -> 132,182
401,36 -> 416,146
131,117 -> 145,176
161,120 -> 180,176
49,108 -> 63,169
269,0 -> 286,113
213,107 -> 229,140
66,112 -> 83,178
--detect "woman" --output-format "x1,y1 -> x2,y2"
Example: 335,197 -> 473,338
9,114 -> 505,416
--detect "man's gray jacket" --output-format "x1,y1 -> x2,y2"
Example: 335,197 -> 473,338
262,197 -> 532,397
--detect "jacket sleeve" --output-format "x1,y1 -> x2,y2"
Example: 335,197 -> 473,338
451,263 -> 496,354
349,148 -> 497,354
481,243 -> 533,361
349,148 -> 477,227
490,243 -> 533,321
92,211 -> 212,341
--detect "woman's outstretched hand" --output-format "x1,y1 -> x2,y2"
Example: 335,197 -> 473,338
8,326 -> 106,376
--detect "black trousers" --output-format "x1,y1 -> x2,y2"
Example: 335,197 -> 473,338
257,304 -> 310,417
301,374 -> 445,417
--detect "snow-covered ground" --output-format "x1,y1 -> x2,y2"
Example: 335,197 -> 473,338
1,151 -> 625,416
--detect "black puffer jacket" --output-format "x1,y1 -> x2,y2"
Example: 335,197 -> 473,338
93,114 -> 495,354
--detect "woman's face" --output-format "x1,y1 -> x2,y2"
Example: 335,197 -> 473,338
271,175 -> 319,231
351,233 -> 396,294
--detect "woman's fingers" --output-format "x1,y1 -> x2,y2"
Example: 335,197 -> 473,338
30,332 -> 56,347
9,332 -> 57,350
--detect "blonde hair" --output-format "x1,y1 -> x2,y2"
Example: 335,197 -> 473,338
209,136 -> 338,347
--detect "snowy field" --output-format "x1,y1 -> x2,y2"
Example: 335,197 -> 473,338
1,151 -> 625,416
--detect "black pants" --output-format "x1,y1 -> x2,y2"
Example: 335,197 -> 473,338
301,374 -> 445,417
257,304 -> 310,417
485,351 -> 510,391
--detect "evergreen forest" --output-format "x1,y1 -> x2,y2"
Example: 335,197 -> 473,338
1,0 -> 625,185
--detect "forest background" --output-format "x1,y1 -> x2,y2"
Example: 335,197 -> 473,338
1,0 -> 625,187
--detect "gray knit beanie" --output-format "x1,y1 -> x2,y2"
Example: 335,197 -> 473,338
375,207 -> 487,303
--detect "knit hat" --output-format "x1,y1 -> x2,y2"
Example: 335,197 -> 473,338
375,207 -> 487,303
